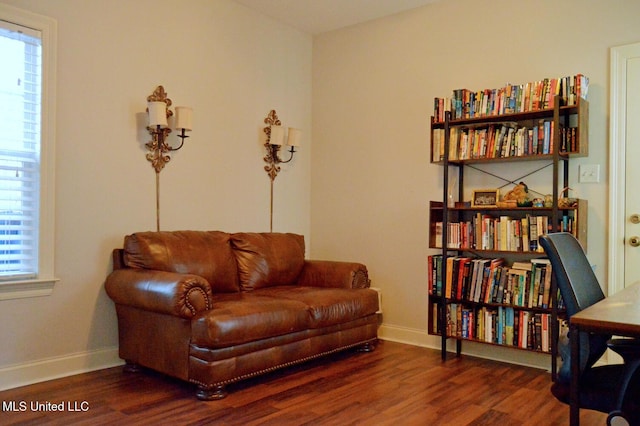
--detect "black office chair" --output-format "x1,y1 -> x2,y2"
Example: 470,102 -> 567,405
540,232 -> 640,425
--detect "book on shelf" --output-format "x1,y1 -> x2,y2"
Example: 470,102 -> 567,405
427,254 -> 443,296
436,302 -> 558,353
541,312 -> 550,352
432,213 -> 577,253
433,117 -> 563,162
457,257 -> 472,300
445,256 -> 455,298
431,302 -> 439,334
432,74 -> 589,124
531,258 -> 553,308
511,261 -> 532,271
483,258 -> 505,303
428,256 -> 559,310
434,221 -> 443,248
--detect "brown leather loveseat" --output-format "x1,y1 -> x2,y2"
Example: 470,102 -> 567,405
105,231 -> 380,400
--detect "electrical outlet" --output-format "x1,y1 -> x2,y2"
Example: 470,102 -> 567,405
579,164 -> 600,183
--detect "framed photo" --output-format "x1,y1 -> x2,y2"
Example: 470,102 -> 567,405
472,189 -> 499,207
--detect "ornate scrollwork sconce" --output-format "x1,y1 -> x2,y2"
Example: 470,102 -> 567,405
146,85 -> 192,173
262,109 -> 301,231
263,109 -> 300,181
144,85 -> 193,230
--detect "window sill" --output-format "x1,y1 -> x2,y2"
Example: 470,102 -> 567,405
0,278 -> 60,301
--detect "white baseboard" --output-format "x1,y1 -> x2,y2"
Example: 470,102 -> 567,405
0,347 -> 123,391
379,323 -> 551,370
379,323 -> 438,348
0,324 -> 555,392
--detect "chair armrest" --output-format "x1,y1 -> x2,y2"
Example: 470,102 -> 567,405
296,260 -> 370,289
105,268 -> 213,318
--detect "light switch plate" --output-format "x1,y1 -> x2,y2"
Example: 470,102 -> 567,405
579,164 -> 600,183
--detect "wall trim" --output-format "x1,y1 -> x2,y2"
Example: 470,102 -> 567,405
0,328 -> 553,391
0,347 -> 123,391
379,323 -> 550,370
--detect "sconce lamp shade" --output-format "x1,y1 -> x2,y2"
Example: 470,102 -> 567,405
175,106 -> 193,131
148,101 -> 168,127
270,125 -> 286,146
287,128 -> 301,147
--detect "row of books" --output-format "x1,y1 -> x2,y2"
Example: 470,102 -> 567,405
431,120 -> 579,162
428,255 -> 562,310
432,74 -> 589,122
434,213 -> 577,253
431,303 -> 561,352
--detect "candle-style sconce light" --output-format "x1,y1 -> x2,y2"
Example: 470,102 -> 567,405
263,109 -> 301,231
145,85 -> 193,231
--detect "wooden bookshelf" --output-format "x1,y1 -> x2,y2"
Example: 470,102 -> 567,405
428,76 -> 589,374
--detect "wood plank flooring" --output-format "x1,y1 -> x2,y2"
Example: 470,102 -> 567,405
0,340 -> 606,425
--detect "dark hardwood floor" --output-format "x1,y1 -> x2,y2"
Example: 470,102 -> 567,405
0,340 -> 606,425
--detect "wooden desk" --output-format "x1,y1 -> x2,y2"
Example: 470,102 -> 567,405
569,282 -> 640,425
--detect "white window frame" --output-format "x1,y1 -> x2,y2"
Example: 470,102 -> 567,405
0,4 -> 57,300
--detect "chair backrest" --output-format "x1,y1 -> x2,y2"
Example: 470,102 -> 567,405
538,232 -> 604,317
539,232 -> 610,380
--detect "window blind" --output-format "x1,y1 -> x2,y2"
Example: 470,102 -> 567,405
0,21 -> 41,280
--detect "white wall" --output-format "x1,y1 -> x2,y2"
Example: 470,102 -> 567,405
311,0 -> 640,365
0,0 -> 311,388
3,0 -> 640,388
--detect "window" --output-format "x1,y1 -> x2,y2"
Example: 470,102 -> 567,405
0,4 -> 57,300
0,21 -> 41,280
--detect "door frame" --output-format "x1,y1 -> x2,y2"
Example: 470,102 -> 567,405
609,42 -> 640,295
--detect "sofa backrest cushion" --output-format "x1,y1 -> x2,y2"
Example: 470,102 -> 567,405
231,232 -> 305,291
123,231 -> 239,293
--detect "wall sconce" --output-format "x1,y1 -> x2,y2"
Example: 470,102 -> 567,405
263,109 -> 300,181
145,85 -> 193,230
263,109 -> 301,231
146,85 -> 193,173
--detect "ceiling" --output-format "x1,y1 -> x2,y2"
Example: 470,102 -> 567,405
233,0 -> 439,35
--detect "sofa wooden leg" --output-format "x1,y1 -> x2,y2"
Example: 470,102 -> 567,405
123,361 -> 141,373
196,385 -> 227,401
358,341 -> 377,352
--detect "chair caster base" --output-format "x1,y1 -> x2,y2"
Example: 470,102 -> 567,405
607,410 -> 630,426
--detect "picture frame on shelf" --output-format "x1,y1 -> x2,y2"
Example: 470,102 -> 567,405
472,189 -> 499,207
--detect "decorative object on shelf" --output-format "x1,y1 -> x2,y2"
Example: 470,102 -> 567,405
262,109 -> 301,231
144,85 -> 193,231
502,182 -> 533,207
496,199 -> 518,208
558,187 -> 578,208
471,189 -> 499,208
544,194 -> 554,208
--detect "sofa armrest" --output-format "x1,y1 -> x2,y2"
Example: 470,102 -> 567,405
105,269 -> 213,318
296,260 -> 371,289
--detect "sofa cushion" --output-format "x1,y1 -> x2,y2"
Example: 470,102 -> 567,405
123,231 -> 239,293
191,293 -> 311,348
255,286 -> 380,328
231,232 -> 305,291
